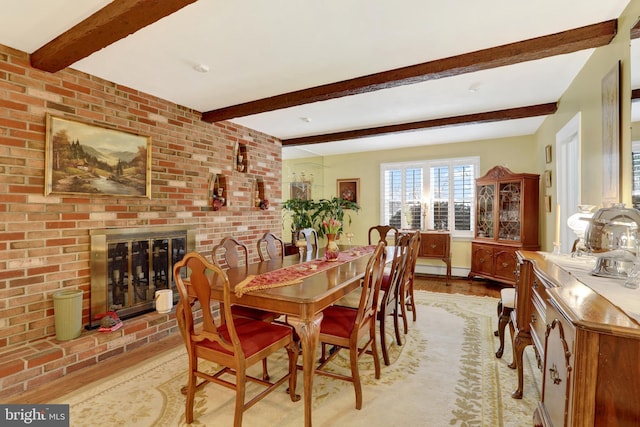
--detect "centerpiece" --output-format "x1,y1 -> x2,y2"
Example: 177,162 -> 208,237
322,218 -> 341,261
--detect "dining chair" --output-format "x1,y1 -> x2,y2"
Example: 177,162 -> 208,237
174,252 -> 300,426
377,233 -> 411,365
368,225 -> 399,246
297,228 -> 318,255
212,236 -> 280,379
401,231 -> 421,330
315,241 -> 387,410
256,231 -> 285,261
212,236 -> 278,320
212,236 -> 250,269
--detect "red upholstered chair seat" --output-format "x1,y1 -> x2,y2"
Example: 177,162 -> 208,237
198,317 -> 292,357
380,272 -> 391,291
320,306 -> 357,338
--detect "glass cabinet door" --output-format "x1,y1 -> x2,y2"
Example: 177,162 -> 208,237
498,181 -> 522,241
476,184 -> 495,238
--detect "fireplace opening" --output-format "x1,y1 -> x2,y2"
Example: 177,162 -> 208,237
89,225 -> 195,328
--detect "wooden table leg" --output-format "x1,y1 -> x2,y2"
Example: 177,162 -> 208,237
287,313 -> 323,427
444,257 -> 451,285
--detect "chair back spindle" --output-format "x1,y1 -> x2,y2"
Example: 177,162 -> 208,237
368,225 -> 399,246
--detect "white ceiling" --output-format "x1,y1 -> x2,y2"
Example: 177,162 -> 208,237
0,0 -> 633,159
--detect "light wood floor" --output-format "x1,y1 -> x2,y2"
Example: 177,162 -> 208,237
7,275 -> 502,404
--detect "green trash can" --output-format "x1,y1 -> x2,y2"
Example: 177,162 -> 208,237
53,289 -> 83,341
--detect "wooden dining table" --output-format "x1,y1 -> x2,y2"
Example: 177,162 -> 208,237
210,246 -> 384,427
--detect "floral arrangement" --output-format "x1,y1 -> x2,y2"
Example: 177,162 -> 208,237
322,218 -> 341,235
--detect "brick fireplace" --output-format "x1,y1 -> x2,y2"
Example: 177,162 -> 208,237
89,225 -> 195,328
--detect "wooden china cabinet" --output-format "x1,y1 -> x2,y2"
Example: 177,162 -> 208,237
469,165 -> 539,285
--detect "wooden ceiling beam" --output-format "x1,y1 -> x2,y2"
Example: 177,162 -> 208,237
281,103 -> 558,146
30,0 -> 196,73
631,18 -> 640,40
202,20 -> 615,123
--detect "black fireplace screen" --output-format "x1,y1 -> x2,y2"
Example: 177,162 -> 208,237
90,226 -> 195,328
108,237 -> 185,309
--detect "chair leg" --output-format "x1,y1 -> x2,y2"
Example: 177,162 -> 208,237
371,324 -> 381,380
286,341 -> 301,402
495,305 -> 512,359
494,300 -> 503,336
410,283 -> 417,322
379,307 -> 390,366
350,343 -> 363,410
185,370 -> 196,424
508,314 -> 516,367
261,358 -> 269,381
234,370 -> 247,427
405,282 -> 417,321
392,300 -> 402,346
399,283 -> 409,334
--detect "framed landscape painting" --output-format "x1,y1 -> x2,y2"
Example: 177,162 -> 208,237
45,114 -> 151,197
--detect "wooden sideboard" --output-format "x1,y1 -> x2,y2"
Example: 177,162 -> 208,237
515,251 -> 640,427
417,231 -> 451,284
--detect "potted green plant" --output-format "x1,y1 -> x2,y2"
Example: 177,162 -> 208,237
312,197 -> 360,238
281,198 -> 315,242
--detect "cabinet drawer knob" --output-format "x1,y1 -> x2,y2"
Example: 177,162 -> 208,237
531,313 -> 537,323
549,364 -> 562,385
430,244 -> 437,248
502,262 -> 509,268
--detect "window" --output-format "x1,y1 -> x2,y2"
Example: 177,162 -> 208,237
381,157 -> 478,237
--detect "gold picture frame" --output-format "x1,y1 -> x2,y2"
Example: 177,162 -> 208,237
336,178 -> 360,205
601,61 -> 621,205
290,181 -> 311,200
45,114 -> 151,197
544,170 -> 552,188
545,145 -> 552,163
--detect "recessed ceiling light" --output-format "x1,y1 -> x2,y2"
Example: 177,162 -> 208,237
193,64 -> 210,73
299,117 -> 311,123
468,83 -> 481,93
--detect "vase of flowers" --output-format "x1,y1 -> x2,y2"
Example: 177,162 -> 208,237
323,219 -> 341,261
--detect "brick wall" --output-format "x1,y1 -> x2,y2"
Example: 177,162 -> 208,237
0,43 -> 282,398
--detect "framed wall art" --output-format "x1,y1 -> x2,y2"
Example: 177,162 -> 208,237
544,170 -> 552,188
45,114 -> 151,197
290,181 -> 311,201
601,61 -> 621,205
336,178 -> 360,205
545,145 -> 552,164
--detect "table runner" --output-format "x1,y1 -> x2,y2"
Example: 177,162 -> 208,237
235,245 -> 376,297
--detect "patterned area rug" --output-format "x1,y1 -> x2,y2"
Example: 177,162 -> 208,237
54,291 -> 541,426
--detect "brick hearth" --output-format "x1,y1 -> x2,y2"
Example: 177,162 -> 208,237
0,310 -> 179,400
